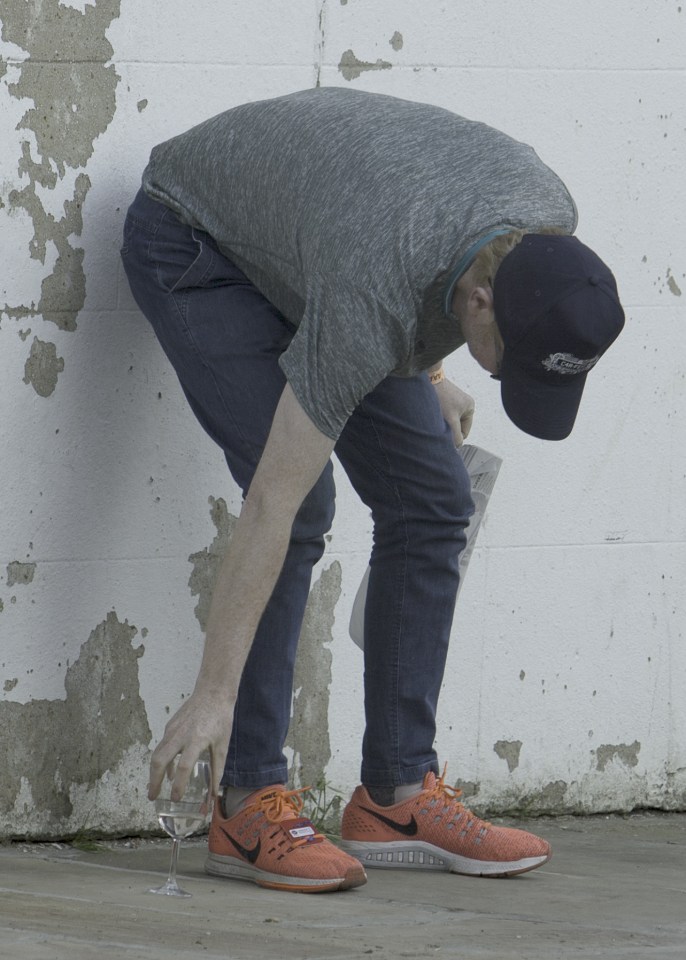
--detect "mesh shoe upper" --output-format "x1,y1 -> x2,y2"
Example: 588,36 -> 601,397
341,767 -> 551,874
208,784 -> 366,891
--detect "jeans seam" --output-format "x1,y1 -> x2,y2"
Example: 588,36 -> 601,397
365,413 -> 409,781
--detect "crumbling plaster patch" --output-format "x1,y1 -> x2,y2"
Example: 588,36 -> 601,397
454,778 -> 480,800
188,496 -> 237,632
1,0 -> 121,371
595,740 -> 641,772
493,739 -> 523,773
6,561 -> 36,587
286,561 -> 341,790
666,268 -> 682,296
338,49 -> 392,81
3,0 -> 121,171
477,779 -> 571,818
22,335 -> 64,395
0,611 -> 151,835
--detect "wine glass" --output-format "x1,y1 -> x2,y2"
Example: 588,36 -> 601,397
148,758 -> 211,898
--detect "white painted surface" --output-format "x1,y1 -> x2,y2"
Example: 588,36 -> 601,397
0,0 -> 683,837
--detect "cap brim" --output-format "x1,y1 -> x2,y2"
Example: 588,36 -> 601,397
500,365 -> 587,441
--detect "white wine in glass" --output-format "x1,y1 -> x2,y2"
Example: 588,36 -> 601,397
148,759 -> 211,898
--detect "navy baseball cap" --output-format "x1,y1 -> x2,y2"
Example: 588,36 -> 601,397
492,234 -> 625,440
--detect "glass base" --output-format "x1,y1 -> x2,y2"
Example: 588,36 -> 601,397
147,880 -> 192,898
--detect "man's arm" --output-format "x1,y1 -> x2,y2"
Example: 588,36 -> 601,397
148,384 -> 335,800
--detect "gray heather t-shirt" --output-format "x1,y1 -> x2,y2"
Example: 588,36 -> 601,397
143,87 -> 577,439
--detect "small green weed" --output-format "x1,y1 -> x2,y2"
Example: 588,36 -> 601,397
301,778 -> 345,840
70,836 -> 105,853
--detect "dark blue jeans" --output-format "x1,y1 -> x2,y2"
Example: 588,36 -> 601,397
121,189 -> 473,789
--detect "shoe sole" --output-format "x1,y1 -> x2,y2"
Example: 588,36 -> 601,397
205,852 -> 367,893
339,840 -> 551,877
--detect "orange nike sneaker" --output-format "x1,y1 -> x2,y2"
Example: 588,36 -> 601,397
340,766 -> 551,878
205,785 -> 367,893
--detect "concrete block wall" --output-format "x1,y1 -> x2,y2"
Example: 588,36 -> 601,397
1,0 -> 683,839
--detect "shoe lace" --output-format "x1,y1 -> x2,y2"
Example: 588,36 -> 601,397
251,786 -> 325,843
430,763 -> 492,829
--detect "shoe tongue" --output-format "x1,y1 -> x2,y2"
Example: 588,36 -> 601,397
257,785 -> 285,802
422,771 -> 438,790
245,785 -> 287,815
257,785 -> 305,823
249,783 -> 285,800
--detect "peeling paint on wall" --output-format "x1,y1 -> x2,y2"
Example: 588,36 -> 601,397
536,779 -> 569,809
188,497 -> 237,632
0,612 -> 150,834
493,739 -> 523,773
338,49 -> 392,82
1,0 -> 122,364
6,561 -> 36,587
1,305 -> 37,324
595,740 -> 641,772
286,561 -> 342,790
489,779 -> 570,817
22,336 -> 64,396
453,777 -> 574,817
651,263 -> 685,299
666,268 -> 682,296
314,0 -> 326,88
454,778 -> 480,800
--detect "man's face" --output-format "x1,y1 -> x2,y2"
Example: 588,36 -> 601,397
461,310 -> 504,377
451,277 -> 503,376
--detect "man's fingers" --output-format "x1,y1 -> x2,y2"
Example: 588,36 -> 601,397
148,741 -> 178,799
148,754 -> 163,793
434,377 -> 474,449
148,718 -> 188,799
461,408 -> 474,439
170,752 -> 197,801
169,740 -> 227,800
209,744 -> 225,798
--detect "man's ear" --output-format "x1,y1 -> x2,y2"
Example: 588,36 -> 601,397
467,285 -> 494,324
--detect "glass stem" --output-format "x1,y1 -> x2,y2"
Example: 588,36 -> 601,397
167,838 -> 182,885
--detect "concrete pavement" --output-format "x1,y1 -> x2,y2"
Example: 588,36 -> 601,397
1,812 -> 684,959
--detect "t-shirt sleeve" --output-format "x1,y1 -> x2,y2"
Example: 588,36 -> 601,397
278,281 -> 414,440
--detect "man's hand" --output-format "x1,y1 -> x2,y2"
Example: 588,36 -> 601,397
433,376 -> 475,446
148,690 -> 234,801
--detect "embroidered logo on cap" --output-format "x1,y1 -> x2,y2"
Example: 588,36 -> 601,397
542,352 -> 599,376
